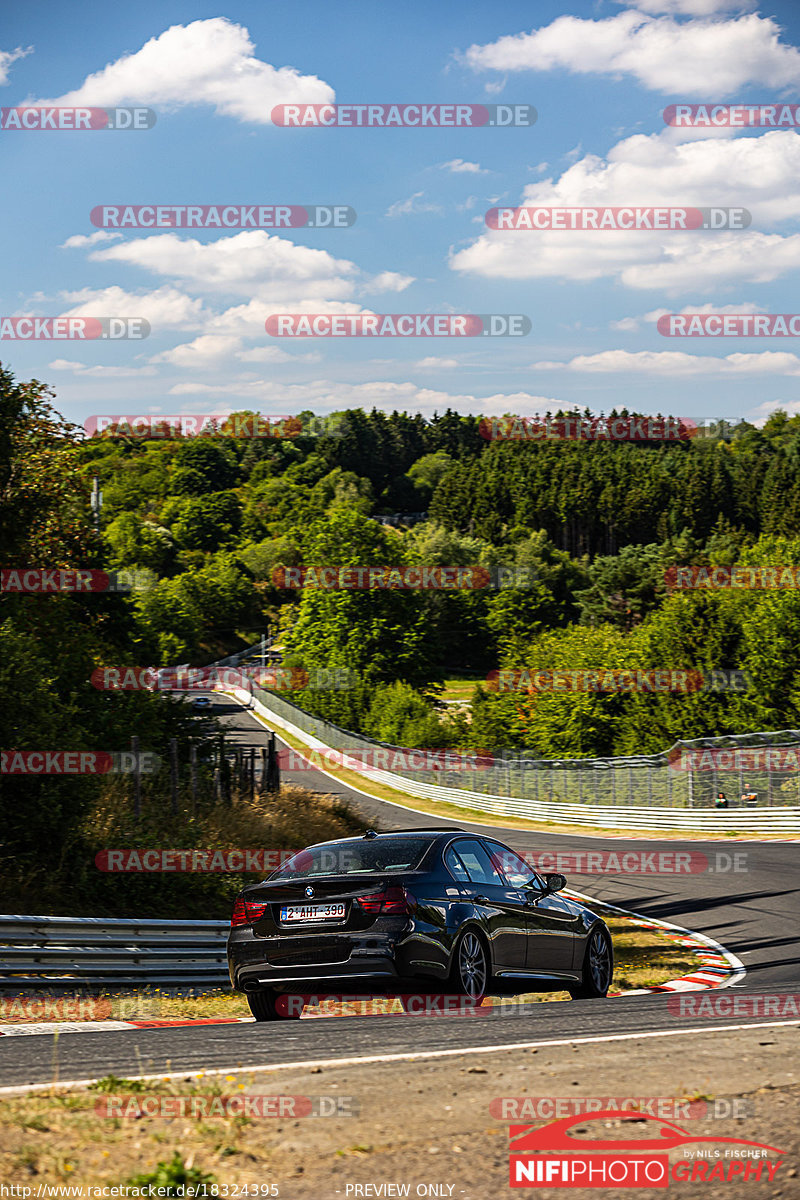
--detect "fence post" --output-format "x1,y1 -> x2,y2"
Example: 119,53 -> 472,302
169,738 -> 179,815
131,736 -> 141,819
267,732 -> 280,792
189,742 -> 198,816
218,735 -> 231,806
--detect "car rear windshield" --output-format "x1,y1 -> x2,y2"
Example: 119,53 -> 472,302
270,837 -> 434,879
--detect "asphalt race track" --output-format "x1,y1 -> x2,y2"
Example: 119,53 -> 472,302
2,692 -> 798,1090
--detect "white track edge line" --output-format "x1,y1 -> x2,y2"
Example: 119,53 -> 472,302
2,1020 -> 798,1097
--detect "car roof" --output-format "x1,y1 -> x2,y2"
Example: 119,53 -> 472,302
303,827 -> 467,850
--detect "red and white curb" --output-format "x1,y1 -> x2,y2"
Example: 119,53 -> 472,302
0,1016 -> 251,1037
564,889 -> 745,996
0,894 -> 743,1036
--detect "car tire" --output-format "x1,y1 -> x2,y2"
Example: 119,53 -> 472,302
569,925 -> 613,999
450,929 -> 489,1001
247,988 -> 298,1021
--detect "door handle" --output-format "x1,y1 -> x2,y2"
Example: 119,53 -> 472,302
473,894 -> 489,904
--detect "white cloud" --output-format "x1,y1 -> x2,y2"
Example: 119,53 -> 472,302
533,349 -> 800,376
361,270 -> 415,293
416,357 -> 460,368
239,345 -> 320,364
57,285 -> 205,330
623,1 -> 754,13
451,130 -> 800,292
164,375 -> 563,418
749,398 -> 800,418
609,317 -> 642,332
386,192 -> 443,218
151,335 -> 319,366
439,159 -> 487,174
35,18 -> 333,123
90,231 -> 362,300
0,46 -> 32,86
60,231 -> 123,249
463,12 -> 800,96
149,334 -> 245,366
613,300 -> 766,330
204,298 -> 368,338
48,359 -> 157,378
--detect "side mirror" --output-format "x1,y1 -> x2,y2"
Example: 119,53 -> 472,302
543,872 -> 567,894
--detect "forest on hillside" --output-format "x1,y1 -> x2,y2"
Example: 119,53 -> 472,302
4,360 -> 800,880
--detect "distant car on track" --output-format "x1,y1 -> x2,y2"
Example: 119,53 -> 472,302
192,696 -> 211,708
228,828 -> 613,1021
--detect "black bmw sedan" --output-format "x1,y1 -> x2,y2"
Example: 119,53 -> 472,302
227,827 -> 613,1020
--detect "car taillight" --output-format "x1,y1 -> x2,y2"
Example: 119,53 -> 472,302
231,898 -> 267,927
357,886 -> 413,914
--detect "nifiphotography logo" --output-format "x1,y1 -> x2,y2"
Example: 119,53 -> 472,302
507,1111 -> 786,1188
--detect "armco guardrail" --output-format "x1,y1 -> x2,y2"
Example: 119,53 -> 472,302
0,915 -> 229,989
229,684 -> 800,834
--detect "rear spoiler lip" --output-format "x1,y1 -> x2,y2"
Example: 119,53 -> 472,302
241,870 -> 426,895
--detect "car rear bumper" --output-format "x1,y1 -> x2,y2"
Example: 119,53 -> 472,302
228,929 -> 408,991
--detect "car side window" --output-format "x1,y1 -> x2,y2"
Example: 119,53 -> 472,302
444,845 -> 470,882
451,839 -> 504,886
485,842 -> 543,889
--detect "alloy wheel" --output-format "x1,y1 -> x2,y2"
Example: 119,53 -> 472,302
458,931 -> 488,999
589,930 -> 611,993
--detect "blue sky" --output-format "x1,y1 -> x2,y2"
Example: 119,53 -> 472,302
2,0 -> 800,427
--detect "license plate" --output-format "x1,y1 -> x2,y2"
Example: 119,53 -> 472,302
280,903 -> 346,923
